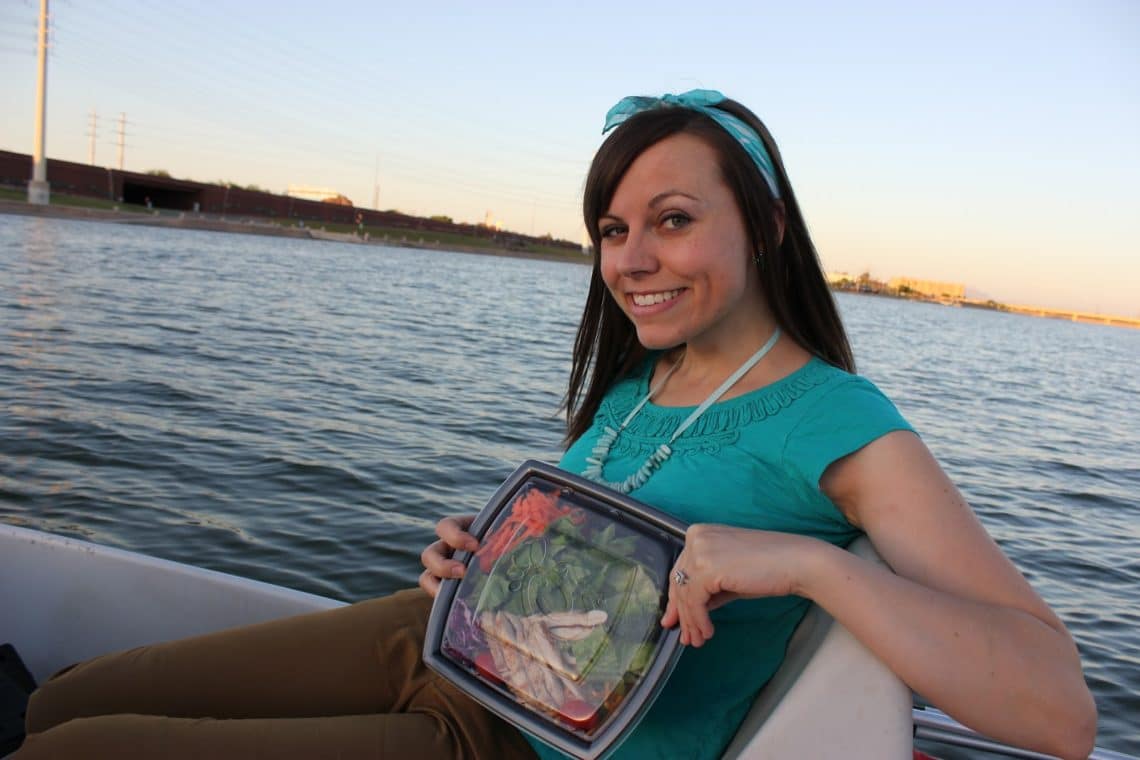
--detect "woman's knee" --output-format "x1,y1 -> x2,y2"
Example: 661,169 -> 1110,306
13,714 -> 148,759
21,648 -> 143,735
22,666 -> 81,735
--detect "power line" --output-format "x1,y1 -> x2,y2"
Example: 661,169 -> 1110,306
62,2 -> 587,165
25,2 -> 590,226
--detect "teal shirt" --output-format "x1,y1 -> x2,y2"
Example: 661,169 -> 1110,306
526,356 -> 913,760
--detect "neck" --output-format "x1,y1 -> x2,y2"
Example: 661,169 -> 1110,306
649,324 -> 785,409
674,319 -> 781,386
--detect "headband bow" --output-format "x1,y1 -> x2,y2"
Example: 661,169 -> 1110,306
602,89 -> 781,199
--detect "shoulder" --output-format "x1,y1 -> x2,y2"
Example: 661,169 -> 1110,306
781,361 -> 915,488
792,360 -> 907,424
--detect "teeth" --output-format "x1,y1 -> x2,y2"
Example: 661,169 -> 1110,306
632,289 -> 680,306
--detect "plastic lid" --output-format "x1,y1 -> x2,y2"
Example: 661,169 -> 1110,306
424,461 -> 687,760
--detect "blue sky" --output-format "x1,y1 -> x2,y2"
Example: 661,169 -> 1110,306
2,0 -> 1137,315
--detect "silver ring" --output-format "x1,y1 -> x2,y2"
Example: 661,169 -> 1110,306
672,568 -> 689,586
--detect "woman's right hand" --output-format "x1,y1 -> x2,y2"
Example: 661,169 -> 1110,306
419,514 -> 479,598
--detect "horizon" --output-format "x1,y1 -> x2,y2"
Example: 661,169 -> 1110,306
1,1 -> 1136,317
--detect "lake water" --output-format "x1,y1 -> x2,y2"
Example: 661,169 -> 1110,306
1,214 -> 1137,754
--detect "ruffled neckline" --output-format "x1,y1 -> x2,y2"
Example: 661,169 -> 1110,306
598,355 -> 835,445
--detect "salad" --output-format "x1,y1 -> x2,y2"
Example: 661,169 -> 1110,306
441,484 -> 672,737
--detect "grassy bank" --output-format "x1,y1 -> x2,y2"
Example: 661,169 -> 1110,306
0,186 -> 588,262
301,219 -> 585,259
0,186 -> 153,213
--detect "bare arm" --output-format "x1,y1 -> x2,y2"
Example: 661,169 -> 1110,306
815,430 -> 1095,758
662,431 -> 1097,759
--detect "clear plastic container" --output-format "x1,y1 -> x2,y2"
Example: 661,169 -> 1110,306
424,460 -> 687,760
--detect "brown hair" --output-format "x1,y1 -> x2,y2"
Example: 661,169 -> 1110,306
564,98 -> 854,444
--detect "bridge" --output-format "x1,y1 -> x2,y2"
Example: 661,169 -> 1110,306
1002,303 -> 1140,329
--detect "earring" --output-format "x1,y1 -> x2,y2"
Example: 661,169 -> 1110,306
753,251 -> 765,266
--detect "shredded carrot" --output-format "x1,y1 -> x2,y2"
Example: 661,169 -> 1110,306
475,489 -> 571,572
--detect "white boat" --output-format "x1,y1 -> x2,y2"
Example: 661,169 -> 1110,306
0,523 -> 1130,759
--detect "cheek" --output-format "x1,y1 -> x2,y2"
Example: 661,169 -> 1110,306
674,241 -> 744,288
598,253 -> 622,296
726,263 -> 766,317
699,244 -> 754,303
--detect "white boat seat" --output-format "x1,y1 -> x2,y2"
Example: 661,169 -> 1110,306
0,524 -> 343,684
721,535 -> 912,759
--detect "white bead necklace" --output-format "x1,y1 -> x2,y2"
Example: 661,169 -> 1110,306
582,329 -> 782,494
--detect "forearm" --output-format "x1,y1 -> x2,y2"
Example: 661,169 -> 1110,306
797,542 -> 1096,760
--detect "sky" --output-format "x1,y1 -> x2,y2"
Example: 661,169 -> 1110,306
1,0 -> 1137,316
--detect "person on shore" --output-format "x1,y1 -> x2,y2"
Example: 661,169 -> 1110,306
14,90 -> 1096,760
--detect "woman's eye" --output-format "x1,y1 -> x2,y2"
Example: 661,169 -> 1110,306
662,213 -> 691,230
599,224 -> 626,239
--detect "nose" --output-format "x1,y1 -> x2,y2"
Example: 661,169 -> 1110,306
611,225 -> 659,278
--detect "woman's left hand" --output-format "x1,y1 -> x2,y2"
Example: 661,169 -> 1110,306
661,524 -> 828,647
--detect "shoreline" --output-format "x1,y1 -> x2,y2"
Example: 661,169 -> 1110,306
831,286 -> 1140,331
4,201 -> 1135,328
0,200 -> 591,267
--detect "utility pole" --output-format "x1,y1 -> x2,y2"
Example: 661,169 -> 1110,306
27,0 -> 50,204
116,112 -> 127,171
372,154 -> 380,210
87,108 -> 98,165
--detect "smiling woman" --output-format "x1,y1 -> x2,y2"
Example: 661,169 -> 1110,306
550,90 -> 1097,760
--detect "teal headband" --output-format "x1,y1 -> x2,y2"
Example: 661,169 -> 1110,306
602,89 -> 782,199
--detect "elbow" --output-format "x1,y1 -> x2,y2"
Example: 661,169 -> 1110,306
1047,690 -> 1098,760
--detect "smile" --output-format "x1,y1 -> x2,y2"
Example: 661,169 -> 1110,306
631,289 -> 682,307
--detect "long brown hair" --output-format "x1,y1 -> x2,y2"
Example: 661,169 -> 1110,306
564,98 -> 854,444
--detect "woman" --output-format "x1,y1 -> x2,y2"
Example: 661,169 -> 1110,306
17,91 -> 1096,760
423,91 -> 1096,760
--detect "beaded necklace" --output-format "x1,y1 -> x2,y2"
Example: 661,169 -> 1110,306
582,328 -> 782,494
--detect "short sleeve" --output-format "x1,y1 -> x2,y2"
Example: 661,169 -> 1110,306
782,376 -> 915,490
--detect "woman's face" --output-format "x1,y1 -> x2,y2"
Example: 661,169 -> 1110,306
597,132 -> 766,352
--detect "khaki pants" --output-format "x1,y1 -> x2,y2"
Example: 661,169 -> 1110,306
15,588 -> 537,759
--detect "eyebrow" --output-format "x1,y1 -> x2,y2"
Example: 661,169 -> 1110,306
600,190 -> 701,221
649,190 -> 700,207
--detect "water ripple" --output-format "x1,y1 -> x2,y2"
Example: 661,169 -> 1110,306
1,216 -> 1136,754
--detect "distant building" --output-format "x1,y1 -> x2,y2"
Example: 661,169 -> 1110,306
286,184 -> 353,206
888,277 -> 966,300
482,210 -> 503,231
825,271 -> 853,285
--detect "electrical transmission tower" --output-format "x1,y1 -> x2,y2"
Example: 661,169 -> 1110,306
116,112 -> 130,170
86,109 -> 98,165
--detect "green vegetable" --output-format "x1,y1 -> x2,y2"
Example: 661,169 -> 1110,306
461,494 -> 670,714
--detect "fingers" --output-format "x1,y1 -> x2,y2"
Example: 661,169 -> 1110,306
419,568 -> 441,598
673,586 -> 715,647
667,556 -> 716,648
685,602 -> 715,647
420,538 -> 466,583
437,515 -> 479,552
420,514 -> 480,597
